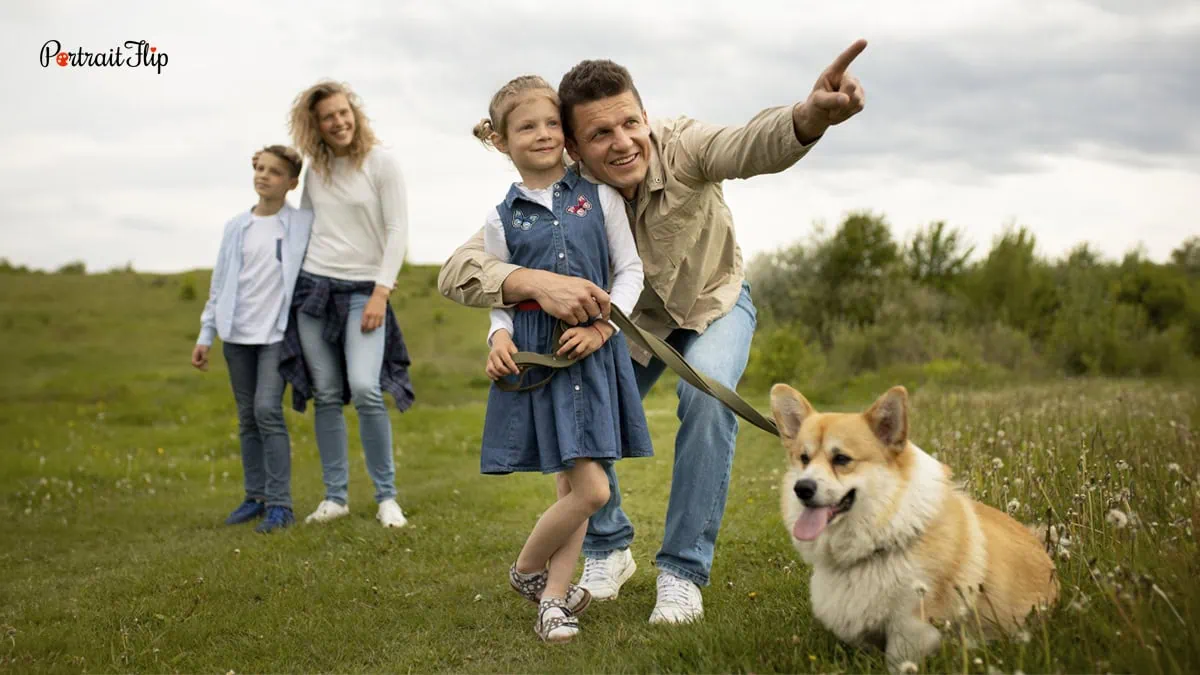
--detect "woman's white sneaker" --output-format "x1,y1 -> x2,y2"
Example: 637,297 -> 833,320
304,500 -> 350,524
579,547 -> 636,601
376,499 -> 408,528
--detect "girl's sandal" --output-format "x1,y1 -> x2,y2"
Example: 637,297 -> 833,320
509,563 -> 592,615
534,597 -> 579,643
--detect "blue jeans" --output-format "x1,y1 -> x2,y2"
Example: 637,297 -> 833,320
582,282 -> 757,587
296,292 -> 396,505
222,341 -> 292,508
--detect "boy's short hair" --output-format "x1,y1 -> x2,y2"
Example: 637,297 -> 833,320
256,144 -> 304,178
557,59 -> 644,140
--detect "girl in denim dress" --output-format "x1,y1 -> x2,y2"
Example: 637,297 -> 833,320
472,75 -> 653,643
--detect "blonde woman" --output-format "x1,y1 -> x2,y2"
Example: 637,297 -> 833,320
278,80 -> 415,528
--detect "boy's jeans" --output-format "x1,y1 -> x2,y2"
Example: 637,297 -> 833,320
296,292 -> 396,505
222,341 -> 292,508
582,282 -> 757,587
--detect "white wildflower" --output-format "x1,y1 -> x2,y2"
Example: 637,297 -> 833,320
1016,629 -> 1031,644
1116,460 -> 1130,472
992,457 -> 1004,470
1107,509 -> 1129,529
912,580 -> 928,596
898,661 -> 919,674
1006,499 -> 1020,514
1167,463 -> 1180,474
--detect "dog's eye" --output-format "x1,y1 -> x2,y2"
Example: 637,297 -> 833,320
832,454 -> 852,467
800,453 -> 810,466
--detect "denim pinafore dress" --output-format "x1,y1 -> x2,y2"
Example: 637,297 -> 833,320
480,168 -> 653,474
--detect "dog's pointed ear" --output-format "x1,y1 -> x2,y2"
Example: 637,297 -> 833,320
770,383 -> 815,441
865,386 -> 908,450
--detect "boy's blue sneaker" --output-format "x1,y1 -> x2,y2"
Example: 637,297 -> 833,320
255,506 -> 295,534
225,498 -> 265,525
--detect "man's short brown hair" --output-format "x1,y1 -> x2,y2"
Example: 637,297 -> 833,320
557,59 -> 644,140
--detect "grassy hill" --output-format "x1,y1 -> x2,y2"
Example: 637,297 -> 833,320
0,266 -> 1197,673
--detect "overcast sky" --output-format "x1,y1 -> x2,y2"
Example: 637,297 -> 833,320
3,0 -> 1197,274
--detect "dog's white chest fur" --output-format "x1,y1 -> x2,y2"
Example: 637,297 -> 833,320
808,551 -> 919,643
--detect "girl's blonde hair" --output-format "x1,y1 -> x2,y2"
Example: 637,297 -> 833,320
288,80 -> 379,179
472,75 -> 559,149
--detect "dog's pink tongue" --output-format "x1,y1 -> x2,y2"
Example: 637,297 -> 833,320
793,506 -> 834,541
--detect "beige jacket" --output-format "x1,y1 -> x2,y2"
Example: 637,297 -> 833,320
437,104 -> 815,365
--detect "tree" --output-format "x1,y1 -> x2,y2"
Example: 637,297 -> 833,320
905,220 -> 974,290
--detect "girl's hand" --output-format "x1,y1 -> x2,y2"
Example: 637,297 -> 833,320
362,285 -> 390,333
191,344 -> 210,371
556,322 -> 613,360
486,330 -> 520,380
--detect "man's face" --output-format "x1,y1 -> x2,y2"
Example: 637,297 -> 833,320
566,91 -> 650,200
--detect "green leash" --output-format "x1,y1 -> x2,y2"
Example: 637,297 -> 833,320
495,306 -> 779,437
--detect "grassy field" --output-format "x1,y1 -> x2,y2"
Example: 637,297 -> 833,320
1,266 -> 1198,674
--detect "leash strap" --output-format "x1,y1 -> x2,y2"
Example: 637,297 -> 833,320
495,305 -> 779,436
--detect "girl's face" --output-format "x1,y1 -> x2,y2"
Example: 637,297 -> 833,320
495,95 -> 564,177
253,152 -> 297,200
315,93 -> 356,153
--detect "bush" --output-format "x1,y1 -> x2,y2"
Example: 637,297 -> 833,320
179,277 -> 198,302
56,261 -> 86,275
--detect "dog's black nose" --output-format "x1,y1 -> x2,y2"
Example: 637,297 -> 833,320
794,479 -> 817,503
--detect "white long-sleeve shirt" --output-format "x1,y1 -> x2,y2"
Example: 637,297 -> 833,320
300,146 -> 408,289
483,182 -> 643,344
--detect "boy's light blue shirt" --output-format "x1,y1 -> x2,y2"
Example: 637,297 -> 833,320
197,203 -> 314,346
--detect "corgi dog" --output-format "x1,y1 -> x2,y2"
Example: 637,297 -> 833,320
770,384 -> 1058,672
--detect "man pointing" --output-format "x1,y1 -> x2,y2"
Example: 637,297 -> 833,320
439,40 -> 868,625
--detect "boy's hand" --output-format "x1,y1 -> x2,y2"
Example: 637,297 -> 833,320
556,322 -> 612,360
191,344 -> 210,371
486,330 -> 520,380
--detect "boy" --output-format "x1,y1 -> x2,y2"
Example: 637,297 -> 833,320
192,145 -> 314,533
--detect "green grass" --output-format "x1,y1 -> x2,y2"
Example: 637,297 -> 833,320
1,267 -> 1198,673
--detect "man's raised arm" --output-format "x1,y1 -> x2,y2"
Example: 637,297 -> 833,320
437,228 -> 613,325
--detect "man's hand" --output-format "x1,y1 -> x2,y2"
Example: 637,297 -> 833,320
486,330 -> 520,380
505,268 -> 611,326
793,39 -> 868,144
361,285 -> 390,333
191,344 -> 210,371
556,321 -> 612,360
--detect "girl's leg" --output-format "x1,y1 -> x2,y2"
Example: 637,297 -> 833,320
296,311 -> 351,506
344,293 -> 396,503
516,459 -> 610,594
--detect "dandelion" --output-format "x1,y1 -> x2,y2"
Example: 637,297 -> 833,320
992,457 -> 1004,470
1016,629 -> 1031,644
1106,508 -> 1129,529
1006,499 -> 1020,515
473,594 -> 483,602
1116,460 -> 1130,472
974,657 -> 983,666
157,447 -> 164,455
899,661 -> 919,674
1167,463 -> 1180,474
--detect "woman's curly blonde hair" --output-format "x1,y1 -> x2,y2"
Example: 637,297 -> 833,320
288,80 -> 379,180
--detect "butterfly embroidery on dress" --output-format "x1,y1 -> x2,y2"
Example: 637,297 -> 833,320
512,209 -> 538,231
565,195 -> 592,217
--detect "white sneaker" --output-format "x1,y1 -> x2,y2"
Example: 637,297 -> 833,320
376,499 -> 408,528
304,499 -> 349,524
648,571 -> 703,624
579,548 -> 636,601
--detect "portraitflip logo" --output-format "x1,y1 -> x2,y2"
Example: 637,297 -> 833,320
40,39 -> 169,74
